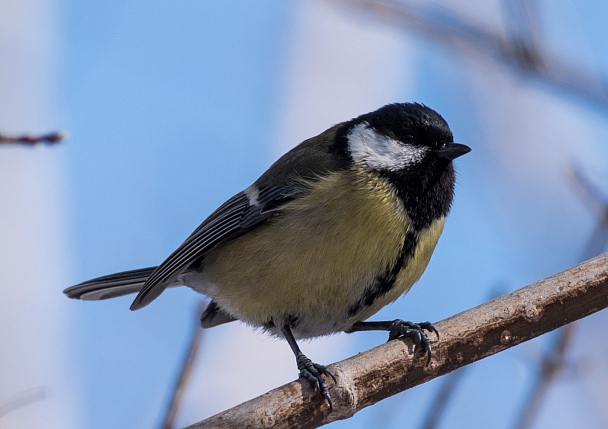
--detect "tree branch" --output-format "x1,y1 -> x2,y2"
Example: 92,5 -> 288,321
187,253 -> 608,429
0,131 -> 64,146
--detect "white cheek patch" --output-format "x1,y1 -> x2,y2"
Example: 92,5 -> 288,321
347,122 -> 427,171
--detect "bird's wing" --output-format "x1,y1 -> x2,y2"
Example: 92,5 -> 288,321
129,184 -> 306,310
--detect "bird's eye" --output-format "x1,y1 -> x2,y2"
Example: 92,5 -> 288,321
402,132 -> 415,143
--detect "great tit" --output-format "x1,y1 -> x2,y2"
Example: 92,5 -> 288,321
65,102 -> 470,406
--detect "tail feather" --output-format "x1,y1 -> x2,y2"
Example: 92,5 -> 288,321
64,267 -> 158,301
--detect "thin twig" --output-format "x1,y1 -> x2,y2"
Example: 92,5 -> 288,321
566,164 -> 608,211
0,131 -> 65,146
159,302 -> 206,429
581,213 -> 608,268
187,253 -> 608,429
568,164 -> 608,258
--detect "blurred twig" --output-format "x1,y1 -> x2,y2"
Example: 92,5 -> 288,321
568,164 -> 608,257
501,0 -> 542,60
0,131 -> 65,146
159,301 -> 206,429
0,387 -> 47,418
420,368 -> 467,429
567,163 -> 608,210
332,0 -> 608,109
513,164 -> 608,429
513,323 -> 576,429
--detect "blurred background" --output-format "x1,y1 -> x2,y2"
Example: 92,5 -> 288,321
2,0 -> 608,428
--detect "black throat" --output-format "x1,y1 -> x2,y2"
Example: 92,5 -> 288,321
381,159 -> 456,231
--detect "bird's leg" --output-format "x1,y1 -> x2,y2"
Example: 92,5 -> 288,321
346,320 -> 439,365
280,324 -> 336,408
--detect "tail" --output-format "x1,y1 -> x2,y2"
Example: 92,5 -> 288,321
64,267 -> 158,301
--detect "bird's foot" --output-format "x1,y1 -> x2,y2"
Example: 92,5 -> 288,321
387,320 -> 439,365
296,352 -> 336,408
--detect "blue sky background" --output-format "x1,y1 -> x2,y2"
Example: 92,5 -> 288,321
3,1 -> 608,428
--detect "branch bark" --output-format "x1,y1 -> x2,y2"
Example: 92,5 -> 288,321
187,253 -> 608,429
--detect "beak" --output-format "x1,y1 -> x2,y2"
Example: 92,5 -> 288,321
436,143 -> 471,160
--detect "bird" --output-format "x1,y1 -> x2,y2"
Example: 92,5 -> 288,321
64,102 -> 470,406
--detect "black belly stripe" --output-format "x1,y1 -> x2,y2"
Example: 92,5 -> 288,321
347,230 -> 418,318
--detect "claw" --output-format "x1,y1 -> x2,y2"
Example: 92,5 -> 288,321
418,321 -> 440,340
296,352 -> 335,409
387,320 -> 437,366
